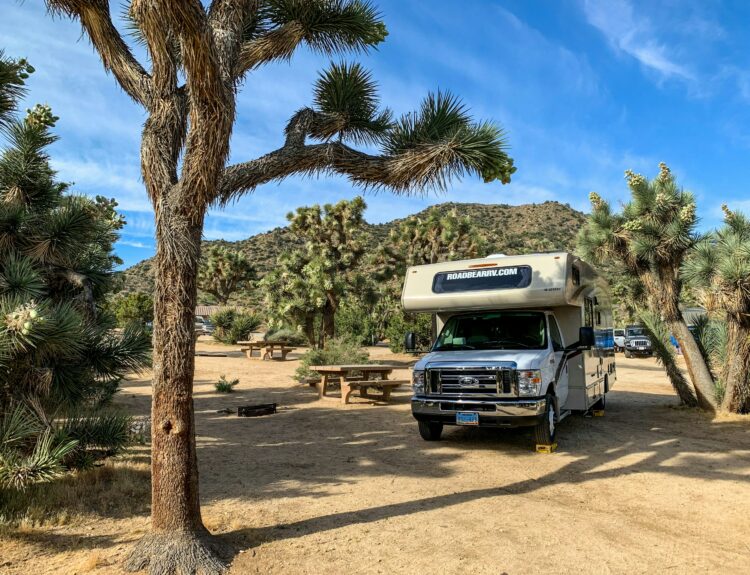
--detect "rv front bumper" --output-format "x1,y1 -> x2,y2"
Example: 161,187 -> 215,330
411,397 -> 546,428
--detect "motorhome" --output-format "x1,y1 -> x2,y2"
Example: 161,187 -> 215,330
401,252 -> 615,447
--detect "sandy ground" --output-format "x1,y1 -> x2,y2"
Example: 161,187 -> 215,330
2,338 -> 750,575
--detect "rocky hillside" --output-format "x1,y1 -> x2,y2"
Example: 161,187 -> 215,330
119,201 -> 586,299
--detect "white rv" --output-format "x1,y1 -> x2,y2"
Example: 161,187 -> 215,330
401,252 -> 615,446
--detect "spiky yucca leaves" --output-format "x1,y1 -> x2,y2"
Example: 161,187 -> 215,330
197,245 -> 256,305
0,52 -> 33,130
262,197 -> 367,347
683,206 -> 750,412
239,0 -> 387,72
578,163 -> 716,410
0,406 -> 78,490
310,62 -> 392,145
0,69 -> 150,492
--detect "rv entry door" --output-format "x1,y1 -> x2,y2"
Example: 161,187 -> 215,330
548,314 -> 569,407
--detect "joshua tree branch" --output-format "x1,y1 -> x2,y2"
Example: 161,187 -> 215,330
236,22 -> 307,76
217,140 -> 388,205
46,0 -> 152,108
208,0 -> 257,81
158,0 -> 233,208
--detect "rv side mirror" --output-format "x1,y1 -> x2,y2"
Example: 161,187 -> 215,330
579,326 -> 595,349
404,332 -> 417,352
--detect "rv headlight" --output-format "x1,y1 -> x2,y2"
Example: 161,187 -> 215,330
518,370 -> 543,396
412,370 -> 426,394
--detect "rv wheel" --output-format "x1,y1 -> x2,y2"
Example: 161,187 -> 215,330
624,350 -> 632,358
533,394 -> 557,445
418,420 -> 443,441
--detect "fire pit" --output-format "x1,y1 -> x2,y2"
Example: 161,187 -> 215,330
237,403 -> 277,417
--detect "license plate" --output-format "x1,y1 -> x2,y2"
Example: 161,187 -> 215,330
456,411 -> 479,425
637,346 -> 646,350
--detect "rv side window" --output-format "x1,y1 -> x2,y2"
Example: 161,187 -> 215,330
572,265 -> 581,286
548,316 -> 564,352
584,297 -> 595,327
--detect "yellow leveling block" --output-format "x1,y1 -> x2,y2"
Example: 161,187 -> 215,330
592,410 -> 605,417
536,443 -> 558,454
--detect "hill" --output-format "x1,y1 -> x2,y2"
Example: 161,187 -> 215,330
119,201 -> 587,301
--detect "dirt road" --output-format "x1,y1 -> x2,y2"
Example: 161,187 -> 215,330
2,340 -> 749,574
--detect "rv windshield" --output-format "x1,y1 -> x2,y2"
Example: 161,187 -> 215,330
626,327 -> 646,337
433,311 -> 548,351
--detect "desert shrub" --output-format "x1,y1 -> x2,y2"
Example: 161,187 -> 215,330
385,310 -> 433,353
112,292 -> 154,327
214,375 -> 239,393
210,308 -> 236,341
294,336 -> 369,382
265,327 -> 307,346
211,311 -> 262,344
226,313 -> 262,344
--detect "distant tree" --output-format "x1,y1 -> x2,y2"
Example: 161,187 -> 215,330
0,53 -> 150,490
382,206 -> 485,272
378,206 -> 485,340
263,197 -> 367,347
114,292 -> 154,326
43,3 -> 515,571
198,245 -> 255,305
683,205 -> 750,413
578,163 -> 714,410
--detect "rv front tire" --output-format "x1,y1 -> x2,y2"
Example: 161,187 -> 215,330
533,394 -> 557,445
418,420 -> 443,441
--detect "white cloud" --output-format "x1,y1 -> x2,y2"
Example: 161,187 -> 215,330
52,157 -> 151,212
119,240 -> 151,249
581,0 -> 693,80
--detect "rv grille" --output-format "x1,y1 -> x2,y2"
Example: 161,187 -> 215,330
631,339 -> 650,347
427,368 -> 515,397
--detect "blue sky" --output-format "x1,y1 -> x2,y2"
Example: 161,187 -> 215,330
1,0 -> 749,268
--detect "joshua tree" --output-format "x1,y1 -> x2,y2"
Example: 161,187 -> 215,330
382,205 -> 485,272
578,163 -> 715,411
263,197 -> 367,346
683,205 -> 750,413
0,53 -> 150,489
198,245 -> 255,305
44,2 -> 515,572
378,206 -> 485,338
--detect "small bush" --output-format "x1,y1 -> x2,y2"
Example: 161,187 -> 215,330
211,311 -> 262,344
265,328 -> 307,346
385,310 -> 432,353
215,375 -> 239,393
294,336 -> 369,382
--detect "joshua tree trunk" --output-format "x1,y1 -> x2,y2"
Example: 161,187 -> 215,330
721,318 -> 750,412
665,318 -> 717,412
125,211 -> 228,573
322,295 -> 336,343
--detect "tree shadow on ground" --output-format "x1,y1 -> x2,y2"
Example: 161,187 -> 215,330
180,383 -> 750,559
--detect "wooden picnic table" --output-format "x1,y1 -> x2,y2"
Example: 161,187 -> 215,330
237,340 -> 296,361
309,364 -> 408,405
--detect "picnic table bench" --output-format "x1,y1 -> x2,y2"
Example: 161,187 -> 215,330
308,364 -> 408,405
238,340 -> 296,361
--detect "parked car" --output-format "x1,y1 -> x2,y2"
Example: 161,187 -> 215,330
623,325 -> 652,358
194,317 -> 215,335
613,328 -> 626,352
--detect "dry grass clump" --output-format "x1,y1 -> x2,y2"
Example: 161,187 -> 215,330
0,450 -> 150,528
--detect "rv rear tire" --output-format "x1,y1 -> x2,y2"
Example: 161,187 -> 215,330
533,394 -> 557,445
418,420 -> 443,441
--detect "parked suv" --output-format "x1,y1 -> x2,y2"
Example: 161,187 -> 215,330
623,325 -> 652,358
